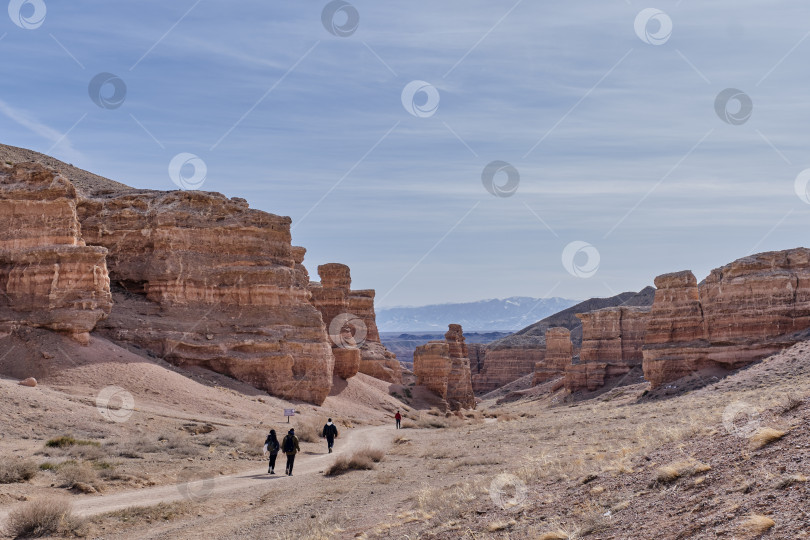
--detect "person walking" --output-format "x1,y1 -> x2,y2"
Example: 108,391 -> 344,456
263,429 -> 280,474
322,418 -> 338,453
281,428 -> 300,476
394,411 -> 402,429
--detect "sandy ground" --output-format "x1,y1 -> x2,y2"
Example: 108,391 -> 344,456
2,335 -> 810,538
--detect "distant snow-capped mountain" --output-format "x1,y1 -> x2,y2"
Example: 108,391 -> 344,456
376,296 -> 578,332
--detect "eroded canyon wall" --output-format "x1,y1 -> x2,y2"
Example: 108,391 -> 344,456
77,189 -> 334,404
564,307 -> 648,392
533,327 -> 572,385
643,249 -> 810,387
0,163 -> 111,341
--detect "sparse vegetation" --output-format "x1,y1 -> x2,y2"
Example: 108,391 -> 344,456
751,427 -> 787,448
5,497 -> 85,538
57,461 -> 102,492
324,447 -> 385,476
655,459 -> 711,484
740,514 -> 775,535
294,417 -> 323,443
45,435 -> 100,448
0,459 -> 38,483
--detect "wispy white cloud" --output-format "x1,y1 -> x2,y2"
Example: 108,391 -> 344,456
0,98 -> 85,163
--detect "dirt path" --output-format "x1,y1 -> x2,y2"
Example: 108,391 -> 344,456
0,424 -> 390,528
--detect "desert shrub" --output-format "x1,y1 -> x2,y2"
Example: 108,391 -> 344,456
45,435 -> 99,449
537,532 -> 569,540
96,502 -> 190,526
0,459 -> 38,483
294,417 -> 323,443
68,443 -> 107,461
239,432 -> 266,457
417,417 -> 448,429
162,434 -> 201,457
751,428 -> 786,448
5,497 -> 85,538
57,462 -> 100,491
324,447 -> 384,476
400,419 -> 417,429
779,393 -> 803,414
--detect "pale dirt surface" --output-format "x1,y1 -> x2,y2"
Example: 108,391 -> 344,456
2,335 -> 810,538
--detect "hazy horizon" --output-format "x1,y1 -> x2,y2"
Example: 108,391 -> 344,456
2,1 -> 809,307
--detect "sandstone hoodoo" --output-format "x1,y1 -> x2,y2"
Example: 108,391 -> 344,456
413,324 -> 476,410
533,327 -> 572,385
564,306 -> 649,392
0,163 -> 112,340
78,188 -> 335,405
643,248 -> 810,387
308,263 -> 401,383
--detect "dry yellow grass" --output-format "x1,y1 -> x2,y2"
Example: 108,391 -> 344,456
750,427 -> 787,448
656,459 -> 711,483
537,532 -> 569,540
487,519 -> 516,532
740,514 -> 775,535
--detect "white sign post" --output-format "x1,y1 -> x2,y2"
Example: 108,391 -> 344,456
284,408 -> 295,423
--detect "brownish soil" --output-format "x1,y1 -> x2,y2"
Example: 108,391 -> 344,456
2,336 -> 809,538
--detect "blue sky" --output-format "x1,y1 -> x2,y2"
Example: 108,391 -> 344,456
1,1 -> 809,307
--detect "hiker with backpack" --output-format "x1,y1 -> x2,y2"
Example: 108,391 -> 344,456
322,418 -> 338,453
281,428 -> 300,476
263,429 -> 280,474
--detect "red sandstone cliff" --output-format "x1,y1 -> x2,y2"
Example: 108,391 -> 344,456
643,249 -> 810,387
0,163 -> 112,342
1,156 -> 336,405
564,306 -> 648,392
533,327 -> 572,385
413,324 -> 476,410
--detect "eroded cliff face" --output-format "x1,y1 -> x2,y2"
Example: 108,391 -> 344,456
565,307 -> 648,392
0,164 -> 112,340
76,188 -> 334,404
533,327 -> 572,385
472,348 -> 543,394
643,249 -> 810,387
413,324 -> 475,410
308,263 -> 400,383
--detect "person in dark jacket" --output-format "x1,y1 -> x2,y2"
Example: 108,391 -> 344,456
394,411 -> 402,429
263,429 -> 280,474
281,428 -> 300,476
322,418 -> 338,453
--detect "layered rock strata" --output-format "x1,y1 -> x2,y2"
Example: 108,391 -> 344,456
0,163 -> 112,339
476,287 -> 655,393
533,327 -> 572,385
308,264 -> 400,383
78,189 -> 334,404
564,307 -> 648,392
643,249 -> 810,387
413,324 -> 476,410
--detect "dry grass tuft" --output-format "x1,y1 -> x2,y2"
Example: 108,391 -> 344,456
487,519 -> 516,532
0,459 -> 38,484
324,447 -> 384,476
750,427 -> 786,448
537,532 -> 570,540
5,497 -> 85,538
656,459 -> 711,484
400,419 -> 417,429
775,473 -> 807,489
740,514 -> 775,535
294,417 -> 323,443
57,461 -> 102,492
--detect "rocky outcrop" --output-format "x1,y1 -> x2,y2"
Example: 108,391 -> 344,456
0,163 -> 112,339
308,264 -> 400,383
477,287 -> 655,392
77,189 -> 334,404
533,327 -> 572,385
564,307 -> 648,392
643,249 -> 810,387
468,343 -> 487,376
413,324 -> 476,410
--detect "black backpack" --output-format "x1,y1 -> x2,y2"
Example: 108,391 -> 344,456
282,435 -> 295,453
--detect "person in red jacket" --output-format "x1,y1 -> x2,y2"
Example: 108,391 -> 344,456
394,411 -> 402,429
